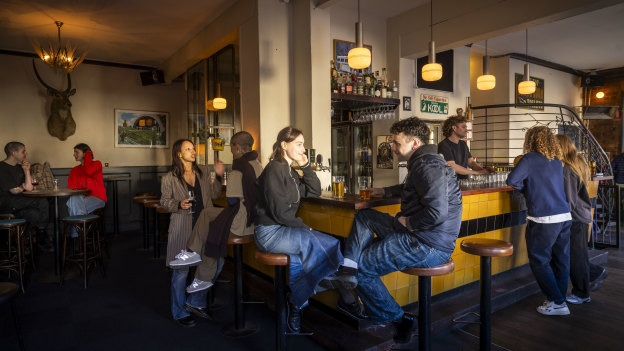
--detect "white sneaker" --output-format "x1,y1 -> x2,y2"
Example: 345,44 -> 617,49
186,278 -> 213,293
566,294 -> 591,305
536,300 -> 570,315
169,250 -> 201,268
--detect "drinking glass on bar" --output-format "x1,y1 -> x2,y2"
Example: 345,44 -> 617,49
188,190 -> 196,214
332,176 -> 345,199
31,177 -> 39,191
359,176 -> 371,200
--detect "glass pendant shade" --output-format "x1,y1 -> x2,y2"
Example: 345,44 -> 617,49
213,97 -> 227,110
348,47 -> 371,69
477,75 -> 496,90
518,63 -> 536,95
422,62 -> 442,81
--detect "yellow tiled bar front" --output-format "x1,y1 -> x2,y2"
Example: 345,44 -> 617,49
296,189 -> 528,308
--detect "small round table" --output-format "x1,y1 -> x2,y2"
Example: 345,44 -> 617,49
23,188 -> 89,276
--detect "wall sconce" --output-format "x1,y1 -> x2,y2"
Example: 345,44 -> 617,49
596,91 -> 605,99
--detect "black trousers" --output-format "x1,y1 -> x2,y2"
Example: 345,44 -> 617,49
569,221 -> 604,298
4,195 -> 49,231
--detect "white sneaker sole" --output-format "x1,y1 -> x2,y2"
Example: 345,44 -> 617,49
169,258 -> 202,268
566,297 -> 591,305
537,307 -> 570,316
186,282 -> 213,293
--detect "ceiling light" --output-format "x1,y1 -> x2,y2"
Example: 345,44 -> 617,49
422,0 -> 442,81
348,0 -> 371,70
477,40 -> 496,90
32,21 -> 86,73
595,91 -> 605,99
208,83 -> 227,110
518,29 -> 535,95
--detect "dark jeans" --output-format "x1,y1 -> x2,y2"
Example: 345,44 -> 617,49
525,220 -> 571,304
3,195 -> 49,230
569,222 -> 590,298
345,209 -> 451,324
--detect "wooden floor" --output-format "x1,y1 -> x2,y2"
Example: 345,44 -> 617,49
453,246 -> 624,351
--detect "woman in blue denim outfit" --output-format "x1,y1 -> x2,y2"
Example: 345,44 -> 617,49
254,126 -> 344,332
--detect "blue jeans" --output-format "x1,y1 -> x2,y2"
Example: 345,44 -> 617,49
346,209 -> 451,324
255,224 -> 342,308
171,268 -> 208,320
66,195 -> 105,216
525,220 -> 571,304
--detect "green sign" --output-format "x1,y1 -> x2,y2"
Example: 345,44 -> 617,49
420,94 -> 449,115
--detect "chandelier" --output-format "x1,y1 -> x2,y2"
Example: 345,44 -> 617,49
32,21 -> 86,73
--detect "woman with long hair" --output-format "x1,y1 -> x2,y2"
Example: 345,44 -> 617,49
506,126 -> 572,316
555,134 -> 606,304
160,139 -> 223,327
255,126 -> 357,332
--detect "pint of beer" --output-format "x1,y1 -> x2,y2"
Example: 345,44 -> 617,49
358,176 -> 371,200
332,176 -> 345,198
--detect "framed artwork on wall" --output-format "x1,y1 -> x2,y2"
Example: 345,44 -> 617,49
333,39 -> 373,75
114,109 -> 169,148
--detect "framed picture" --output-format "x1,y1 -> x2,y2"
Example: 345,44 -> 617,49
403,96 -> 412,111
115,109 -> 169,148
333,39 -> 373,75
377,135 -> 393,169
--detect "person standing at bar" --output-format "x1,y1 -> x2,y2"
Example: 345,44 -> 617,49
555,135 -> 607,304
438,115 -> 490,178
507,127 -> 571,316
332,117 -> 462,344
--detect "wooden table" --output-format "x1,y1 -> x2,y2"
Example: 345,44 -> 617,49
23,188 -> 89,276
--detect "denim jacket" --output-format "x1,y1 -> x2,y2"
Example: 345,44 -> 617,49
384,144 -> 463,253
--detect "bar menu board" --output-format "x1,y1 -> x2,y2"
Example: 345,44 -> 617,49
514,73 -> 544,110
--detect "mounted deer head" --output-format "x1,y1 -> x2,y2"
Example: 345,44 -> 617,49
33,60 -> 76,141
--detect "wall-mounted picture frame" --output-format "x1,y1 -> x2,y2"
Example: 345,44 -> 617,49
333,39 -> 373,75
115,109 -> 169,148
403,96 -> 412,111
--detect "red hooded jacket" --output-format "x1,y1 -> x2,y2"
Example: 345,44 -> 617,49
68,151 -> 107,202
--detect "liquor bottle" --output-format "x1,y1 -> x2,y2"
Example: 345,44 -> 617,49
374,71 -> 381,97
357,76 -> 364,95
392,80 -> 399,99
364,72 -> 371,96
345,74 -> 353,94
381,80 -> 388,99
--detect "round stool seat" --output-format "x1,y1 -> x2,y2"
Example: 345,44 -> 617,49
228,235 -> 254,245
135,192 -> 155,197
0,213 -> 15,220
133,196 -> 158,204
403,259 -> 455,277
0,219 -> 27,228
255,251 -> 289,266
0,282 -> 19,305
461,238 -> 513,257
63,214 -> 100,223
144,199 -> 161,208
156,206 -> 170,214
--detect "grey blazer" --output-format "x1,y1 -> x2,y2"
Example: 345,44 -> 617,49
160,165 -> 222,265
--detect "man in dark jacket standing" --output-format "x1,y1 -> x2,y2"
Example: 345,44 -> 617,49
338,117 -> 462,344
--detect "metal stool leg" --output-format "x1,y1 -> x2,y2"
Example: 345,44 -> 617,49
142,207 -> 149,249
275,265 -> 287,351
480,256 -> 492,351
153,210 -> 159,258
221,244 -> 258,337
418,276 -> 432,351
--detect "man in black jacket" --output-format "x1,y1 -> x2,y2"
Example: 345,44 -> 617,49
337,117 -> 462,343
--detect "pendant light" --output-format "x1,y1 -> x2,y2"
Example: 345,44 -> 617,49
518,29 -> 536,95
422,0 -> 442,81
347,0 -> 371,70
212,83 -> 227,110
477,40 -> 496,90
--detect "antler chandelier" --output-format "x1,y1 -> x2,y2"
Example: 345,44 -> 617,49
32,21 -> 86,73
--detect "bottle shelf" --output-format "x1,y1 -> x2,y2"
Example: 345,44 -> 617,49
331,93 -> 400,106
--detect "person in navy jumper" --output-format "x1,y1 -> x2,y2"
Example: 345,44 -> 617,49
506,126 -> 572,316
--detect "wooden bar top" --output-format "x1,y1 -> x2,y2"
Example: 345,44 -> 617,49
302,185 -> 515,210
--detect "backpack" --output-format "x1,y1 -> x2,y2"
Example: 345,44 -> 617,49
30,162 -> 55,190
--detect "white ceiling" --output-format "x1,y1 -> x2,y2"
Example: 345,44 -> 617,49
0,0 -> 623,72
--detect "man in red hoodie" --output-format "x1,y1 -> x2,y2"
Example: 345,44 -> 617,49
66,144 -> 106,224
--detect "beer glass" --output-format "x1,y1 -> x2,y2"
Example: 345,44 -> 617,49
359,176 -> 371,200
332,176 -> 345,198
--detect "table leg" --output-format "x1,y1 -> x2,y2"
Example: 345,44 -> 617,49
113,180 -> 120,235
54,197 -> 60,277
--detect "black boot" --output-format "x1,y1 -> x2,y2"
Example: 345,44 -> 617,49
287,300 -> 301,333
393,312 -> 417,344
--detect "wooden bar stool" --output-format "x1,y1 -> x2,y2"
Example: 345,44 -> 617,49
155,206 -> 170,258
143,199 -> 161,258
61,214 -> 104,288
402,259 -> 455,351
0,213 -> 15,219
255,250 -> 291,351
222,234 -> 260,338
91,206 -> 108,258
133,195 -> 158,249
0,219 -> 29,292
460,238 -> 513,351
0,282 -> 25,351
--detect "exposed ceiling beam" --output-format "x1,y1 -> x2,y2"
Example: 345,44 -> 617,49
314,0 -> 343,9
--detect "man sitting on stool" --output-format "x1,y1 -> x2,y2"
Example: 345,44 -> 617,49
329,117 -> 463,344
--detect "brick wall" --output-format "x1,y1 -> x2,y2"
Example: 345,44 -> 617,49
585,73 -> 624,160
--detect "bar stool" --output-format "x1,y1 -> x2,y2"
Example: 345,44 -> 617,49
143,199 -> 161,258
91,206 -> 108,258
0,219 -> 31,292
0,213 -> 15,219
255,250 -> 311,351
61,214 -> 104,288
402,259 -> 455,351
155,206 -> 170,258
460,238 -> 513,351
0,282 -> 25,351
222,234 -> 260,338
133,195 -> 158,249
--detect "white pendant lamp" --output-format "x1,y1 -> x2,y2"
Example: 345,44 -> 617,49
477,40 -> 496,90
348,0 -> 371,70
518,29 -> 536,95
422,0 -> 442,81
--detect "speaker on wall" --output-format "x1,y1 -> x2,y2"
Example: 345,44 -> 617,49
140,70 -> 165,86
581,75 -> 604,87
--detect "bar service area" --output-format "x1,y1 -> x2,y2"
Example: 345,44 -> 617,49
1,0 -> 623,350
